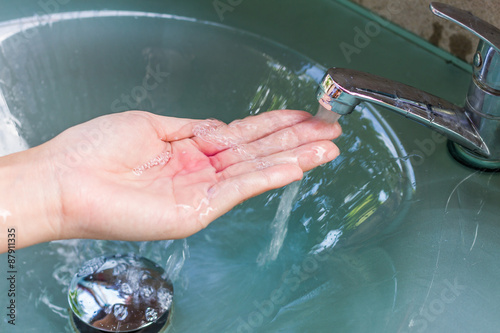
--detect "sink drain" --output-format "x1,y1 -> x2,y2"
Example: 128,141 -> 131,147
69,309 -> 171,333
68,254 -> 173,333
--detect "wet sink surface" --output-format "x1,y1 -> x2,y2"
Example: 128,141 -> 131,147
0,10 -> 413,333
0,1 -> 499,333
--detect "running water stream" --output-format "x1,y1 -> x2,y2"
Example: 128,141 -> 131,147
257,179 -> 302,265
256,106 -> 342,266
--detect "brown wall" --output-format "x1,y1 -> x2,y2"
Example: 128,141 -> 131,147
350,0 -> 500,62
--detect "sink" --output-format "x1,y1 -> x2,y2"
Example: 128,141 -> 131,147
0,1 -> 499,333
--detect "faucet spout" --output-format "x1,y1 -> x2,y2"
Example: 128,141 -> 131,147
317,68 -> 489,157
316,3 -> 500,170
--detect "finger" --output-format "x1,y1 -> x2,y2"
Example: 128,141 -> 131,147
217,141 -> 339,181
209,117 -> 341,171
192,110 -> 314,155
198,164 -> 305,227
226,110 -> 314,142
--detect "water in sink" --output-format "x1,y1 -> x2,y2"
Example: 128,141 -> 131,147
0,11 -> 414,332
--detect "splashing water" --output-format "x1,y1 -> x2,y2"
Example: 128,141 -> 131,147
257,180 -> 302,266
193,119 -> 238,148
133,150 -> 172,175
76,256 -> 106,277
0,89 -> 29,156
41,239 -> 188,324
193,119 -> 258,162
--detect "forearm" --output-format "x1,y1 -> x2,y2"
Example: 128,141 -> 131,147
0,145 -> 62,252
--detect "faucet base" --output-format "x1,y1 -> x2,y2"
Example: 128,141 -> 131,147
448,141 -> 500,171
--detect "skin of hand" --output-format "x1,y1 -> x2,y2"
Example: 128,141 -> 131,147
0,110 -> 341,251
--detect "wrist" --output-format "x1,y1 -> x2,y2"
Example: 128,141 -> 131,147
0,144 -> 63,251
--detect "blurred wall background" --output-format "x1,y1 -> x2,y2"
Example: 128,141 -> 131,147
350,0 -> 499,62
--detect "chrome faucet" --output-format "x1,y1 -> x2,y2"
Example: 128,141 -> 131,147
317,2 -> 500,170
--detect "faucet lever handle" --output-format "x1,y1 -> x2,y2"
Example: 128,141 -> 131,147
430,2 -> 500,53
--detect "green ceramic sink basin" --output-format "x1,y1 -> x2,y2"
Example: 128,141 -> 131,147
0,1 -> 499,333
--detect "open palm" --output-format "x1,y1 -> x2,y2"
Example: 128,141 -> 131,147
49,110 -> 341,242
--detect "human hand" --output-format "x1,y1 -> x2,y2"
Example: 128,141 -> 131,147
1,110 -> 341,249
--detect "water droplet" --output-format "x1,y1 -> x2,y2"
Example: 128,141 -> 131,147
257,160 -> 273,170
157,288 -> 173,309
113,304 -> 128,321
120,283 -> 132,295
145,307 -> 158,322
141,285 -> 154,298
